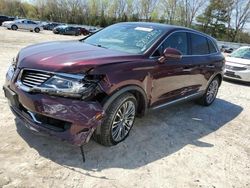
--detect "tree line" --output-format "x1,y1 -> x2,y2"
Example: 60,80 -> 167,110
0,0 -> 250,43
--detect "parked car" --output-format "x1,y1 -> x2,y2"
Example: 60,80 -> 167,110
0,15 -> 15,26
89,28 -> 102,34
2,19 -> 43,33
220,45 -> 234,53
3,22 -> 224,148
78,27 -> 90,35
43,22 -> 61,30
224,46 -> 250,82
53,25 -> 82,36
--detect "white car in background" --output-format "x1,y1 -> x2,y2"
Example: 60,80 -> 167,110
224,46 -> 250,82
2,19 -> 43,33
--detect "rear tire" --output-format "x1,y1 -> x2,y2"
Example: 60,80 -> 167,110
34,28 -> 40,33
198,77 -> 219,106
11,25 -> 18,30
94,93 -> 137,146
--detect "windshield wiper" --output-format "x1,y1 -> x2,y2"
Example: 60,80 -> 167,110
92,43 -> 108,49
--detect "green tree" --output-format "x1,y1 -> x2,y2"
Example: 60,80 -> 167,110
196,0 -> 230,38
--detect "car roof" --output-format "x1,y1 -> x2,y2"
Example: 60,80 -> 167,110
115,22 -> 216,41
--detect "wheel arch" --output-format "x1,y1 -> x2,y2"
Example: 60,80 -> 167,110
207,72 -> 223,89
102,85 -> 148,117
94,85 -> 148,136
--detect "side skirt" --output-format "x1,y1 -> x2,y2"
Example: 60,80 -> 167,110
150,91 -> 205,111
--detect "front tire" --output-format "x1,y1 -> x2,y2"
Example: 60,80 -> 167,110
11,25 -> 18,30
198,77 -> 219,106
94,93 -> 137,146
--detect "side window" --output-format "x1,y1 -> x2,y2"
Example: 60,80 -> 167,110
152,32 -> 188,57
191,33 -> 209,55
208,39 -> 217,53
163,32 -> 188,55
27,21 -> 36,24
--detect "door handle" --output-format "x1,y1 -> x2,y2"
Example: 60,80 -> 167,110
206,65 -> 215,68
183,67 -> 193,71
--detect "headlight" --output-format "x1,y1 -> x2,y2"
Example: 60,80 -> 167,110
12,52 -> 19,67
31,74 -> 98,99
6,55 -> 18,81
6,64 -> 15,81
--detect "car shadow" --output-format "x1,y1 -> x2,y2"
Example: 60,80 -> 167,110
15,98 -> 242,171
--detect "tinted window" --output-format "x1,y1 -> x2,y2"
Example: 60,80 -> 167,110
208,39 -> 217,53
191,33 -> 209,55
27,21 -> 36,24
163,32 -> 188,55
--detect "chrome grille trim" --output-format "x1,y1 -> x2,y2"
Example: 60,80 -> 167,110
24,75 -> 49,80
23,77 -> 47,82
20,69 -> 53,88
23,79 -> 43,85
21,82 -> 34,87
27,73 -> 51,78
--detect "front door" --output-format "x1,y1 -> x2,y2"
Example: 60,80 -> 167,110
150,31 -> 201,107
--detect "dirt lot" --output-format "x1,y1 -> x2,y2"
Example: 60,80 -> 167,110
0,27 -> 250,188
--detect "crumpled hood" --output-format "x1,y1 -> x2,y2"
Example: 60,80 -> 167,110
17,40 -> 142,73
226,56 -> 250,65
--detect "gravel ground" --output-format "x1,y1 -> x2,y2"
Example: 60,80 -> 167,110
0,27 -> 250,188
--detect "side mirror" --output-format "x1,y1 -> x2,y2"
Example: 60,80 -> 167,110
158,48 -> 182,64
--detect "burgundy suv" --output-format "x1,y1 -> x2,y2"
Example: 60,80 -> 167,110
3,22 -> 225,147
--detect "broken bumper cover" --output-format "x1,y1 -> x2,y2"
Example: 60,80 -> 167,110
3,85 -> 104,146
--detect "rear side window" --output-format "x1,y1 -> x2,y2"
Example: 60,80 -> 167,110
191,33 -> 209,55
28,21 -> 36,24
163,32 -> 188,55
208,39 -> 217,53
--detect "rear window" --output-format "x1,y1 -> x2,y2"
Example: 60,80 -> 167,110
208,39 -> 217,53
191,33 -> 209,55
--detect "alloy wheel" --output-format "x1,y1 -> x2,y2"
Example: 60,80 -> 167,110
111,100 -> 136,142
206,79 -> 219,104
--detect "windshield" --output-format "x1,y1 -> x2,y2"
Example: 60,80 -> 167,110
230,47 -> 250,60
84,25 -> 164,54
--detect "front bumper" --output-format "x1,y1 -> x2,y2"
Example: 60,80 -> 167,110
3,84 -> 104,146
224,69 -> 250,82
2,23 -> 11,28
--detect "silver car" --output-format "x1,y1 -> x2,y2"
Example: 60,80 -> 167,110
2,19 -> 43,33
224,46 -> 250,82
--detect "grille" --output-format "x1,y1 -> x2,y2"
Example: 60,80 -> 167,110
225,65 -> 247,71
225,71 -> 241,79
21,70 -> 52,87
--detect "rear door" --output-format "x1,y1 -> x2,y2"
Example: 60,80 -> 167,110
189,33 -> 217,91
27,20 -> 37,30
17,20 -> 26,29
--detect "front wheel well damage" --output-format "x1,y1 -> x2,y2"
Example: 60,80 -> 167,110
128,90 -> 147,117
94,86 -> 148,117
